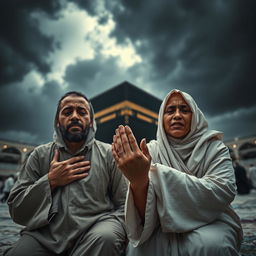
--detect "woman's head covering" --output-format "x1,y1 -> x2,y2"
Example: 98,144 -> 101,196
152,89 -> 223,175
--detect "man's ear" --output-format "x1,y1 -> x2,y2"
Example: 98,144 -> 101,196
57,121 -> 60,127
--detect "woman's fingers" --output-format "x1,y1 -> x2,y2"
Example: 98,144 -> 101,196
125,125 -> 139,152
118,125 -> 133,155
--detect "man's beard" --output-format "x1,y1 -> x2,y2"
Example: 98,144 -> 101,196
59,122 -> 90,143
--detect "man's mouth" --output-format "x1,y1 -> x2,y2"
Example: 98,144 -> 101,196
67,123 -> 83,132
69,126 -> 82,132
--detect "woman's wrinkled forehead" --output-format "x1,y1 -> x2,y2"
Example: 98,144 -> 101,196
165,91 -> 192,111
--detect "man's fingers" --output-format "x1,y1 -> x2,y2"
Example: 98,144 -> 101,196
66,160 -> 90,175
71,161 -> 90,169
63,155 -> 85,165
69,172 -> 89,182
125,125 -> 139,152
70,165 -> 90,175
49,162 -> 63,175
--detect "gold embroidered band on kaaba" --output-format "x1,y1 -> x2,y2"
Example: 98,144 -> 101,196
95,100 -> 158,125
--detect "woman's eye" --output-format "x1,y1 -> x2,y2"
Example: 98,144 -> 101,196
165,108 -> 175,114
181,108 -> 191,113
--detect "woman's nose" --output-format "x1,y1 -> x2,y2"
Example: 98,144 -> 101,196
173,109 -> 181,119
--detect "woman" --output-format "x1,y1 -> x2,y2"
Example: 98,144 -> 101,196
112,89 -> 242,256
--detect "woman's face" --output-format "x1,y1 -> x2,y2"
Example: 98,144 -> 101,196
163,93 -> 192,139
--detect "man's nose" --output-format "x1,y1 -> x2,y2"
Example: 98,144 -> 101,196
71,110 -> 79,120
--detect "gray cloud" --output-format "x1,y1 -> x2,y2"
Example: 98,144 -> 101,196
108,0 -> 256,114
0,79 -> 64,143
208,106 -> 256,141
64,58 -> 102,89
0,0 -> 63,86
0,0 -> 255,144
64,54 -> 140,98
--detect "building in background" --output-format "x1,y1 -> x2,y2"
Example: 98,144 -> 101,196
0,81 -> 162,178
91,81 -> 161,144
0,139 -> 35,178
1,81 -> 255,178
226,136 -> 256,166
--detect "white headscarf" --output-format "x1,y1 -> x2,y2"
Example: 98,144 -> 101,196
151,89 -> 223,175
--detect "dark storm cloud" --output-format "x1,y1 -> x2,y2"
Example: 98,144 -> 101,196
64,58 -> 101,88
70,0 -> 96,16
0,80 -> 64,143
64,55 -> 137,97
207,106 -> 256,141
71,0 -> 112,24
0,0 -> 255,144
108,0 -> 256,115
0,0 -> 63,86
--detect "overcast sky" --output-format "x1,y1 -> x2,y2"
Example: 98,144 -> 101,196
1,0 -> 256,145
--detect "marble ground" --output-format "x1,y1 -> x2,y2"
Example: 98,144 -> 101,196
232,189 -> 256,256
0,190 -> 255,255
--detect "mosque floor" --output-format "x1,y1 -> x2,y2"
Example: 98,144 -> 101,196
0,190 -> 255,255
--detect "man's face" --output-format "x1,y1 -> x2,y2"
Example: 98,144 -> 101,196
57,95 -> 91,142
163,93 -> 192,139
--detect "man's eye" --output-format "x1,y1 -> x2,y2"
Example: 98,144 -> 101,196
63,111 -> 72,116
78,110 -> 87,116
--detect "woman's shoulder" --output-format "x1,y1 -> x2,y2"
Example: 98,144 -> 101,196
147,139 -> 159,149
147,140 -> 160,161
204,135 -> 230,159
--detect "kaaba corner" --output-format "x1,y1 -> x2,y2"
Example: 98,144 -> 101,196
90,81 -> 162,144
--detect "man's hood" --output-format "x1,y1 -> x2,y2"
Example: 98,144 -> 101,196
53,101 -> 97,153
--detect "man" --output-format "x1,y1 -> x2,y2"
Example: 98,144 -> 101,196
112,89 -> 242,256
248,163 -> 256,188
1,175 -> 15,203
6,91 -> 127,256
233,159 -> 251,194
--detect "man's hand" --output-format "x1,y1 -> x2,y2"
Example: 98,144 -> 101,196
48,150 -> 90,190
112,125 -> 151,190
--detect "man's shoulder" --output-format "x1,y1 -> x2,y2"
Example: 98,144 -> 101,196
94,139 -> 111,150
32,141 -> 55,154
92,140 -> 113,161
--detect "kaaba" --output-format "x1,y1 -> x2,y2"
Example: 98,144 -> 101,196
90,81 -> 162,144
